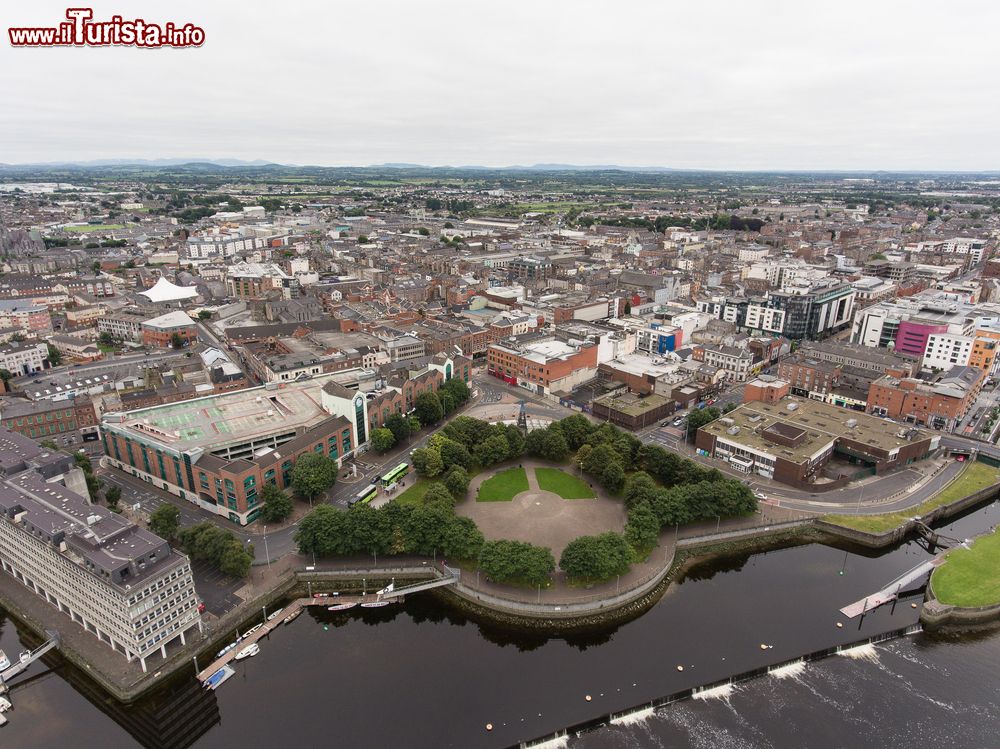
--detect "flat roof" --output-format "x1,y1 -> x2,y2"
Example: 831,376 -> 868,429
103,376 -> 344,453
701,396 -> 932,464
594,390 -> 672,416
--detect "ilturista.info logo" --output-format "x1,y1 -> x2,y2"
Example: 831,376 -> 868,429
9,8 -> 205,48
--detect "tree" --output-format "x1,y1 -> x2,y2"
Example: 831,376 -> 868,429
623,472 -> 658,509
412,446 -> 444,477
559,532 -> 632,581
290,452 -> 338,501
370,427 -> 396,453
503,424 -> 526,458
557,414 -> 594,450
170,332 -> 186,349
474,434 -> 510,467
219,542 -> 252,578
601,462 -> 626,494
478,539 -> 555,587
260,483 -> 293,523
414,391 -> 444,426
149,504 -> 180,540
686,407 -> 721,441
438,438 -> 473,471
625,501 -> 660,553
443,465 -> 470,500
582,443 -> 622,476
46,344 -> 63,366
105,485 -> 123,506
441,377 -> 470,405
97,331 -> 115,346
384,412 -> 412,444
197,310 -> 213,321
0,369 -> 11,384
422,482 -> 455,507
526,426 -> 570,462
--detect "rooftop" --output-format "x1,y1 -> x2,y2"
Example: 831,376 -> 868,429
701,396 -> 932,464
102,376 -> 344,454
593,390 -> 672,416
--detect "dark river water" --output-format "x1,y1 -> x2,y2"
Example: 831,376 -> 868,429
2,501 -> 999,749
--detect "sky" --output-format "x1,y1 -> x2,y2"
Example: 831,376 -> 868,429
2,0 -> 999,170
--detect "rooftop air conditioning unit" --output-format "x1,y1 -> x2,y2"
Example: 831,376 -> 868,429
86,514 -> 101,526
727,426 -> 740,435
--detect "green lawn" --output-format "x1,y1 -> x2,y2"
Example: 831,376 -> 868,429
824,461 -> 1000,534
393,478 -> 431,507
63,224 -> 125,232
477,467 -> 529,502
535,467 -> 595,499
931,528 -> 1000,607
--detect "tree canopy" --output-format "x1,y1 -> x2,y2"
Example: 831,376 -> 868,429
290,452 -> 338,500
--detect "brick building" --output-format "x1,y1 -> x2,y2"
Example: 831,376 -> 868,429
867,365 -> 985,430
141,311 -> 199,349
487,337 -> 598,395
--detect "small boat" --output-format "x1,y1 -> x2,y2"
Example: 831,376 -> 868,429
0,696 -> 11,712
0,713 -> 7,727
242,624 -> 262,638
360,600 -> 390,608
0,650 -> 10,671
266,607 -> 284,622
234,643 -> 260,661
312,592 -> 330,598
327,602 -> 357,611
282,609 -> 302,625
215,643 -> 237,659
203,665 -> 236,691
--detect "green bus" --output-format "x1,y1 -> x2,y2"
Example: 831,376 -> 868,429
380,462 -> 409,488
349,485 -> 378,507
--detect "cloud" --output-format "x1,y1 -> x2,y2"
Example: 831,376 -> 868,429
2,0 -> 999,169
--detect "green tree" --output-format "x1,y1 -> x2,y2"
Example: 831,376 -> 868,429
557,414 -> 594,450
412,446 -> 444,477
97,331 -> 115,346
559,532 -> 632,581
443,465 -> 470,500
370,427 -> 396,453
422,482 -> 455,507
197,310 -> 213,321
290,452 -> 338,501
46,344 -> 63,366
414,391 -> 444,426
478,539 -> 555,587
441,377 -> 470,405
438,438 -> 473,471
474,434 -> 510,467
0,369 -> 12,384
105,484 -> 123,506
686,407 -> 721,441
149,504 -> 180,540
441,516 -> 484,560
384,412 -> 412,444
623,471 -> 658,509
170,332 -> 185,349
601,461 -> 626,494
503,424 -> 526,457
625,501 -> 660,553
260,483 -> 293,523
218,541 -> 252,578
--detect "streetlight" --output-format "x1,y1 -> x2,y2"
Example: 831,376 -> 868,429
262,525 -> 271,569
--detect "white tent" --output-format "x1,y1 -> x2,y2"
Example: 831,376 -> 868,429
138,276 -> 199,303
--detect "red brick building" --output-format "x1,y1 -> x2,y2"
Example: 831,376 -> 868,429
141,311 -> 199,349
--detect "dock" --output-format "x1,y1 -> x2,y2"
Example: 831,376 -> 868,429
840,557 -> 945,619
197,566 -> 459,684
0,631 -> 60,689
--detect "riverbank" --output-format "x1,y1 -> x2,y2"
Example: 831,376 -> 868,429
922,525 -> 1000,630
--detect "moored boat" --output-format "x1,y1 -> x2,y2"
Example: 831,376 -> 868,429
203,665 -> 236,690
360,600 -> 390,608
327,602 -> 357,611
0,650 -> 10,671
234,643 -> 260,661
282,609 -> 302,625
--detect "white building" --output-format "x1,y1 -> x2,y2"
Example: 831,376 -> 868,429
0,341 -> 48,376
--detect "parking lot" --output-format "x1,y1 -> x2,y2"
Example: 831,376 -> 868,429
190,559 -> 244,618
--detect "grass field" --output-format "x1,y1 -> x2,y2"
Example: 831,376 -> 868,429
63,224 -> 125,232
931,527 -> 1000,607
477,467 -> 529,502
824,461 -> 1000,534
393,478 -> 431,507
535,467 -> 595,499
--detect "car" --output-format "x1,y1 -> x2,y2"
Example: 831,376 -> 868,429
672,418 -> 684,427
197,602 -> 206,614
660,420 -> 671,427
754,491 -> 767,500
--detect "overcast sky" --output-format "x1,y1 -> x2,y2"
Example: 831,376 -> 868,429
2,0 -> 999,170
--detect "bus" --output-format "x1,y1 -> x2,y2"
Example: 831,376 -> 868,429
380,462 -> 409,488
349,485 -> 378,507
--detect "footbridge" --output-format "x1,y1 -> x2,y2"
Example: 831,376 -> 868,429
840,555 -> 947,619
0,631 -> 60,688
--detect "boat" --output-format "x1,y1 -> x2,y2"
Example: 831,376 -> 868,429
215,643 -> 237,659
203,665 -> 236,691
242,624 -> 262,638
234,643 -> 260,661
0,696 -> 11,712
266,607 -> 284,622
282,609 -> 302,625
0,650 -> 9,671
360,600 -> 390,608
0,713 -> 7,727
327,602 -> 357,611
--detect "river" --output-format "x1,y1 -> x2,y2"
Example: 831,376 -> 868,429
1,502 -> 998,749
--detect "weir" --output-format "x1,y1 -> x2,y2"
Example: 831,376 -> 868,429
517,624 -> 924,749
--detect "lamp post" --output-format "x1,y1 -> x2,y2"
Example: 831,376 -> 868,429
263,525 -> 271,569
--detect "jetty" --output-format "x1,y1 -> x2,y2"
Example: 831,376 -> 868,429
840,556 -> 945,619
197,566 -> 459,684
0,631 -> 60,692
